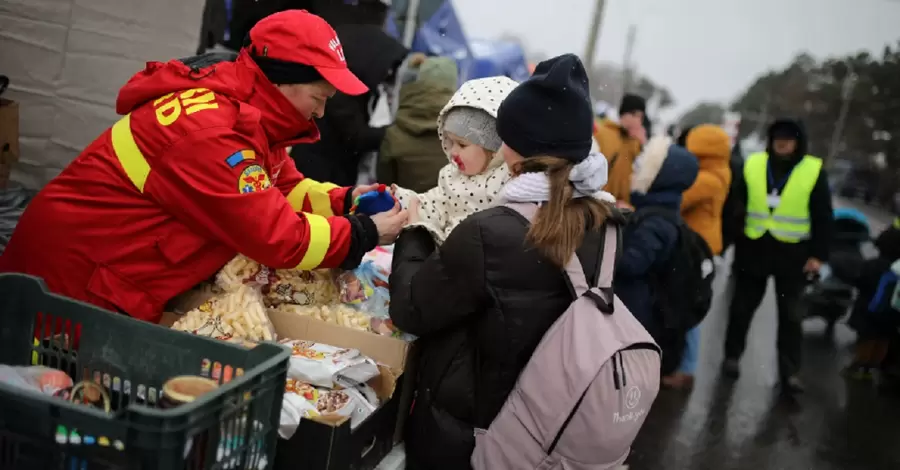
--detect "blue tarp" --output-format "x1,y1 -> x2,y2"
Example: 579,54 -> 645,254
469,38 -> 530,82
410,0 -> 473,80
386,0 -> 528,83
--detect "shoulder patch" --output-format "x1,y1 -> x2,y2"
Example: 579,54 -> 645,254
238,164 -> 272,194
226,149 -> 256,168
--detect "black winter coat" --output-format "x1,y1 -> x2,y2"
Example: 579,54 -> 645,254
290,24 -> 408,186
730,119 -> 834,276
389,206 -> 611,470
848,227 -> 900,338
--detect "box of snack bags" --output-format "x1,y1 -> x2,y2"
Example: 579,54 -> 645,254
161,283 -> 417,470
267,308 -> 417,470
162,251 -> 416,469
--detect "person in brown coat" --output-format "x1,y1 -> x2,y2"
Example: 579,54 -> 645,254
594,94 -> 647,203
680,124 -> 733,255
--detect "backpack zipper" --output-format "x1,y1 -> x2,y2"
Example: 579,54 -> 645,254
612,353 -> 621,390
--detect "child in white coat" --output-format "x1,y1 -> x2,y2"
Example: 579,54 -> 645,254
393,76 -> 519,244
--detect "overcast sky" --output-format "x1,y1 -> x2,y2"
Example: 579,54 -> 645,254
453,0 -> 900,123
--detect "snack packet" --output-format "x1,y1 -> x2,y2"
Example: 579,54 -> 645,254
172,285 -> 275,342
272,304 -> 372,332
281,340 -> 380,388
279,379 -> 380,438
262,269 -> 339,307
279,379 -> 353,439
0,365 -> 74,396
362,246 -> 393,273
337,261 -> 390,318
217,255 -> 270,292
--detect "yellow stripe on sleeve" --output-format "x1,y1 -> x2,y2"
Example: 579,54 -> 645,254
111,114 -> 151,192
296,213 -> 331,270
286,179 -> 336,216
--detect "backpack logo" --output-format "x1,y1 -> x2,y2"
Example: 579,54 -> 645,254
329,37 -> 346,62
625,386 -> 641,409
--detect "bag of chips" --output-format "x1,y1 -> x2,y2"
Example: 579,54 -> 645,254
282,340 -> 380,388
262,269 -> 339,307
337,261 -> 390,318
172,285 -> 276,342
272,304 -> 373,332
216,255 -> 271,292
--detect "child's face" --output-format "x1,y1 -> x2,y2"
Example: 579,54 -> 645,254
445,132 -> 492,176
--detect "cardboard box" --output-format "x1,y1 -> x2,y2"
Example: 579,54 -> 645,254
267,308 -> 411,372
161,289 -> 419,464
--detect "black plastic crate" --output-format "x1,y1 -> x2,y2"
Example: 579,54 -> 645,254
0,274 -> 290,469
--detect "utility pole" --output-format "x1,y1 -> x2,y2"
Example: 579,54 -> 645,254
620,24 -> 638,101
583,0 -> 608,72
400,0 -> 421,49
827,67 -> 857,163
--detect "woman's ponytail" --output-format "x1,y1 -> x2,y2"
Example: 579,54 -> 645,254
513,157 -> 611,269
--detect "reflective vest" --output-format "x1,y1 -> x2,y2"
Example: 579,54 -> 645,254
744,152 -> 822,243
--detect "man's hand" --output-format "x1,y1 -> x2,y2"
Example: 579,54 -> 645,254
352,183 -> 392,201
803,257 -> 823,274
370,201 -> 408,245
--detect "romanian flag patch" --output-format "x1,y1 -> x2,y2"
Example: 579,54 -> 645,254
225,149 -> 256,168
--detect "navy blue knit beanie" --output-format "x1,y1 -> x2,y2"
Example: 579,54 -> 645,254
496,54 -> 594,163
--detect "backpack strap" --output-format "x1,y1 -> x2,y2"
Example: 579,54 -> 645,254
584,223 -> 618,314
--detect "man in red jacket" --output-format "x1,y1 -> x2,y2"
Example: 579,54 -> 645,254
0,10 -> 407,324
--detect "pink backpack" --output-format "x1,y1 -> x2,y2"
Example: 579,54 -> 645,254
471,202 -> 662,470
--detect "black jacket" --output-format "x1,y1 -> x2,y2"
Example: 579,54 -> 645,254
390,206 -> 611,470
290,24 -> 408,186
731,118 -> 834,276
848,227 -> 900,337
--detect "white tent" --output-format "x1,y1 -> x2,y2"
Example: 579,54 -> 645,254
0,0 -> 206,188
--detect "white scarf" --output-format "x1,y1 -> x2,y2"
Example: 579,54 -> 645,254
498,151 -> 615,204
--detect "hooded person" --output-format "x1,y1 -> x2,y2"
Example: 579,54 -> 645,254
0,10 -> 409,325
290,24 -> 409,186
595,93 -> 648,203
847,225 -> 900,377
389,54 -> 618,470
681,124 -> 733,254
391,76 -> 520,245
661,124 -> 732,389
614,136 -> 699,342
722,118 -> 833,394
377,55 -> 459,193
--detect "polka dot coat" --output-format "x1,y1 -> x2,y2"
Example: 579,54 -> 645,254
394,76 -> 519,244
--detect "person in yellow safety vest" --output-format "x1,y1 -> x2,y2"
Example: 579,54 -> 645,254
721,118 -> 834,394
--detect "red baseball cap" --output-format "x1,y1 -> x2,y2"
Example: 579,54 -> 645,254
248,10 -> 368,96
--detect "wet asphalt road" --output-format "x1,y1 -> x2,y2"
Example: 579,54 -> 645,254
628,200 -> 900,470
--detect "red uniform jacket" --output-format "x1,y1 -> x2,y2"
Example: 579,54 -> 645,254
0,51 -> 359,324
